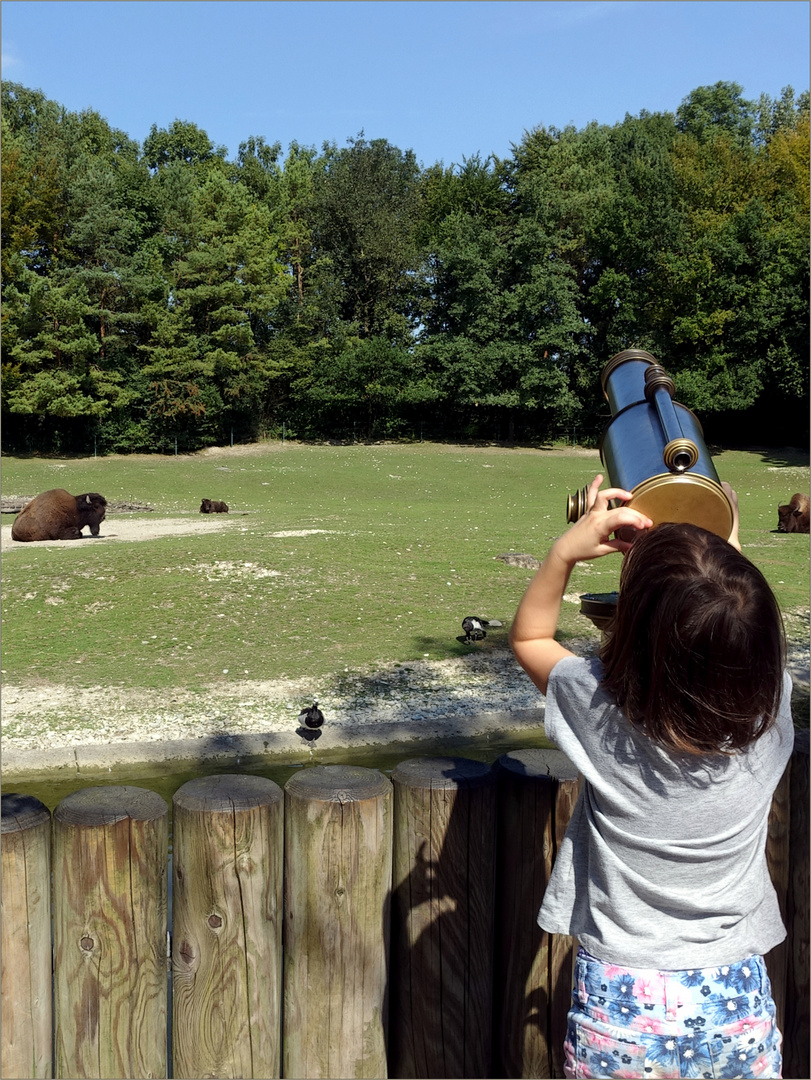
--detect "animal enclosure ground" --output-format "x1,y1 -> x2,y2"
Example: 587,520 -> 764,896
2,442 -> 808,752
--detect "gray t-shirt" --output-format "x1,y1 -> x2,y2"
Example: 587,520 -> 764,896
538,656 -> 794,969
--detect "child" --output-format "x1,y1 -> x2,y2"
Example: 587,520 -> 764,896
510,474 -> 793,1079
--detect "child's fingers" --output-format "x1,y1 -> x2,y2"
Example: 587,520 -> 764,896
721,481 -> 740,517
615,524 -> 647,545
607,506 -> 653,531
608,538 -> 638,555
603,510 -> 652,552
594,486 -> 635,506
585,475 -> 637,514
584,474 -> 604,511
559,505 -> 652,562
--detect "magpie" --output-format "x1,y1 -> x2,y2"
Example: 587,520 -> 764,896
299,702 -> 325,728
457,616 -> 503,644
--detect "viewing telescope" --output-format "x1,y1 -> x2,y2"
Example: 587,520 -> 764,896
567,350 -> 733,539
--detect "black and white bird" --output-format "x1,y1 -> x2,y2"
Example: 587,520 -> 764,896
457,616 -> 503,644
299,702 -> 325,729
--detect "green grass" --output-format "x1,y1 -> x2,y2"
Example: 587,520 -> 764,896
2,442 -> 808,692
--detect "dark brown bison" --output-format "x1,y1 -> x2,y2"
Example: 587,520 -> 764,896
11,489 -> 107,542
200,499 -> 229,513
777,493 -> 810,534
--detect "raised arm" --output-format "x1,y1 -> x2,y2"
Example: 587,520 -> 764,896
509,474 -> 653,695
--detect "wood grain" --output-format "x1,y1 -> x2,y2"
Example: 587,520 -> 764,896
493,752 -> 556,1079
389,756 -> 497,1079
1,794 -> 53,1080
283,765 -> 392,1080
53,785 -> 168,1079
172,774 -> 283,1079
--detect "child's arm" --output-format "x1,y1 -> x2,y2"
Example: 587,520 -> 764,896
509,474 -> 653,695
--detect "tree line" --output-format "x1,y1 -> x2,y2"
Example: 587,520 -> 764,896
2,79 -> 808,453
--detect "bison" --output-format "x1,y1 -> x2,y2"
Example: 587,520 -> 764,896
777,493 -> 810,534
11,489 -> 107,542
200,499 -> 229,513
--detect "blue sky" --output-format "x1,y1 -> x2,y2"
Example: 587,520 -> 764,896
2,1 -> 809,167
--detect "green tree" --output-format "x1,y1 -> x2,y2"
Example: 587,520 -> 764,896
1,84 -> 70,280
755,85 -> 811,144
658,92 -> 809,423
1,85 -> 154,449
309,134 -> 423,342
418,152 -> 584,439
142,118 -> 228,171
139,167 -> 286,447
296,335 -> 438,439
675,81 -> 756,146
2,78 -> 807,450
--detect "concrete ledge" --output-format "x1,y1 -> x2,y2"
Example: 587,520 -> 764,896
2,708 -> 550,781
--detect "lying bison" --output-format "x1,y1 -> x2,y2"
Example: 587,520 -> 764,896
777,493 -> 810,534
200,499 -> 229,513
11,489 -> 107,542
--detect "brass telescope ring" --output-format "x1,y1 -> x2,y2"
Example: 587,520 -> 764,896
663,438 -> 699,473
566,484 -> 590,523
566,485 -> 623,523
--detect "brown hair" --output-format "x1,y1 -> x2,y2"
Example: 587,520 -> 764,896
600,522 -> 786,755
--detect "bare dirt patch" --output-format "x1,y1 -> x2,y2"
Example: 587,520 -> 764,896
1,515 -> 243,549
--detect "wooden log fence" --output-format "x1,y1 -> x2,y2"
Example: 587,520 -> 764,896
1,794 -> 52,1080
52,786 -> 169,1080
389,757 -> 497,1078
172,775 -> 283,1079
283,766 -> 391,1080
1,736 -> 808,1080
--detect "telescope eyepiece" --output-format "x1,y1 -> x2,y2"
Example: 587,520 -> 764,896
566,486 -> 622,521
663,438 -> 699,473
566,485 -> 590,523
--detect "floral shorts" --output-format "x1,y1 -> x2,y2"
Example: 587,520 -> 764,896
564,947 -> 782,1079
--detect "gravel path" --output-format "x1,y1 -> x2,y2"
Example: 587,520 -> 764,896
1,647 -> 562,753
3,632 -> 807,759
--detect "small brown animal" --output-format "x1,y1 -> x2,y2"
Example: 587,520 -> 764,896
11,489 -> 107,541
200,499 -> 229,513
777,493 -> 810,534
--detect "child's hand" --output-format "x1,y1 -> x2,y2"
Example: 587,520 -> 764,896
722,482 -> 741,551
552,474 -> 653,566
510,474 -> 652,695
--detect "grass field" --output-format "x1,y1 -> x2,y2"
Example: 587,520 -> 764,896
2,441 -> 808,696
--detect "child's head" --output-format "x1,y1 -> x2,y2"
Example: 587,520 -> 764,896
600,522 -> 786,755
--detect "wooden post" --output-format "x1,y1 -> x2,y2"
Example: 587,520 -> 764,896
493,754 -> 555,1079
548,777 -> 581,1079
783,730 -> 809,1080
492,750 -> 581,1080
172,774 -> 284,1080
53,785 -> 168,1080
764,758 -> 792,1038
389,756 -> 497,1079
283,765 -> 392,1080
1,794 -> 53,1080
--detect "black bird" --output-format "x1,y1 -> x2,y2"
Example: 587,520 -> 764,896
299,701 -> 325,729
457,616 -> 503,644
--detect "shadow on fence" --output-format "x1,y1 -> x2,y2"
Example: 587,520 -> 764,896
1,733 -> 808,1079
